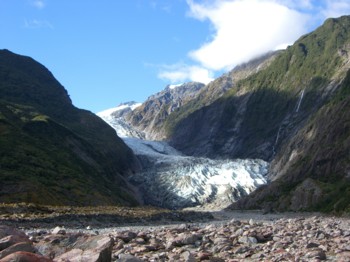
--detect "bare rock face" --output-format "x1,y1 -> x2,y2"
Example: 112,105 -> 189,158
289,178 -> 323,210
125,82 -> 205,140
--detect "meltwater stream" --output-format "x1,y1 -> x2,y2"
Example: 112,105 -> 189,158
97,106 -> 269,209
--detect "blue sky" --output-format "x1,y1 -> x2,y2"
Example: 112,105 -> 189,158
1,0 -> 350,113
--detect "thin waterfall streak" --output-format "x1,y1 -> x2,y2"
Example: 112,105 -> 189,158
296,89 -> 305,113
275,125 -> 282,145
272,125 -> 282,156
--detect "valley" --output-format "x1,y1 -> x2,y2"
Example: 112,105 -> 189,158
1,16 -> 350,213
98,103 -> 269,210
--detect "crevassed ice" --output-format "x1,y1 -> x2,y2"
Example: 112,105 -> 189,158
97,104 -> 269,209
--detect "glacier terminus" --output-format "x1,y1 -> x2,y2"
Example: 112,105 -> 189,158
97,99 -> 269,210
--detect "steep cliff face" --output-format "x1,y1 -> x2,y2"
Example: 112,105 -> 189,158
0,49 -> 140,206
152,16 -> 350,212
95,16 -> 350,212
167,17 -> 350,163
125,82 -> 205,140
234,69 -> 350,213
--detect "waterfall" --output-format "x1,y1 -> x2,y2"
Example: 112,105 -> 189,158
272,89 -> 305,157
295,89 -> 305,113
272,125 -> 282,157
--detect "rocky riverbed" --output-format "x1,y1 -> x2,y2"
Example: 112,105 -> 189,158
0,209 -> 349,261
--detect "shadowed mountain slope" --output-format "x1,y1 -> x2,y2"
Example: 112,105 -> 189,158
0,49 -> 139,206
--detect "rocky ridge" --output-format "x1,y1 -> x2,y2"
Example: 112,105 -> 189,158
125,82 -> 205,140
0,214 -> 349,261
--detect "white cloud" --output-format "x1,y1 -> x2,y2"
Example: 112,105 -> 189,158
158,63 -> 214,84
158,0 -> 350,85
24,19 -> 53,29
274,0 -> 314,10
322,0 -> 350,19
187,0 -> 308,71
31,0 -> 45,9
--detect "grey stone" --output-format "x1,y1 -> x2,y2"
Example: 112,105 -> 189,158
116,254 -> 143,262
238,236 -> 258,245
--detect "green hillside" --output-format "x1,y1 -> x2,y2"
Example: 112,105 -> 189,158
0,50 -> 139,206
164,16 -> 350,212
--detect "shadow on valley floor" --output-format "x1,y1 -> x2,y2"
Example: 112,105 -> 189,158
0,204 -> 214,228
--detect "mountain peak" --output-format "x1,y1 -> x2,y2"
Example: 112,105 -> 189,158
0,50 -> 139,206
0,49 -> 72,115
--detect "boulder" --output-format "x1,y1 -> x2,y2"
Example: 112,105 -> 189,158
0,242 -> 36,259
0,251 -> 52,262
0,235 -> 31,251
54,235 -> 113,262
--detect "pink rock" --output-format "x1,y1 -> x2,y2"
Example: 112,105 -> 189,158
54,235 -> 113,262
0,226 -> 28,240
336,251 -> 350,262
0,235 -> 31,251
0,251 -> 52,262
0,242 -> 36,259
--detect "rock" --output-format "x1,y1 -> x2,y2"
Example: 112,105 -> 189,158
0,251 -> 52,262
52,227 -> 66,235
54,235 -> 114,262
213,237 -> 228,245
34,233 -> 82,258
54,248 -> 83,262
238,236 -> 258,245
168,233 -> 202,247
181,251 -> 195,262
207,257 -> 225,262
133,238 -> 145,245
0,242 -> 36,259
197,251 -> 211,260
233,245 -> 251,254
255,232 -> 272,243
115,254 -> 143,262
0,214 -> 349,262
0,226 -> 28,240
306,242 -> 320,248
336,251 -> 350,262
305,248 -> 327,260
0,235 -> 31,251
115,232 -> 137,243
234,228 -> 244,236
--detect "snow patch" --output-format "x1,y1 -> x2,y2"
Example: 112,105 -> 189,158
168,83 -> 184,89
97,102 -> 141,118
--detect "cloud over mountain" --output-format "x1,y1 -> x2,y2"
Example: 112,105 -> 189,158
159,0 -> 350,84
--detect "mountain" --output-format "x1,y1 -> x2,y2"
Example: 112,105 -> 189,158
97,102 -> 144,138
0,49 -> 140,206
124,82 -> 205,140
166,16 -> 350,212
98,103 -> 269,209
234,69 -> 350,213
100,16 -> 350,213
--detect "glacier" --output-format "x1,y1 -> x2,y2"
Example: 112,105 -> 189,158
97,103 -> 269,209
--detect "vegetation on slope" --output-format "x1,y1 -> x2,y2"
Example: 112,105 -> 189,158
163,16 -> 350,212
0,49 -> 139,206
234,70 -> 350,213
165,16 -> 350,161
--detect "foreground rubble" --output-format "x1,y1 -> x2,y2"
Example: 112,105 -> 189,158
0,214 -> 349,261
